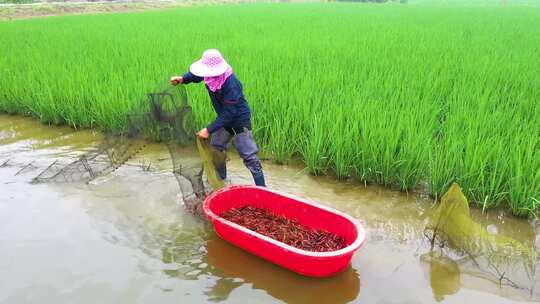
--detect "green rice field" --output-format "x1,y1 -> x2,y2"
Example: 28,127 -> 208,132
1,3 -> 539,215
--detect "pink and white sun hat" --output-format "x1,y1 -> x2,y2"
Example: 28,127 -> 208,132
189,49 -> 231,77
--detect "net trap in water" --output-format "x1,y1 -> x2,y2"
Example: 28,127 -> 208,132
31,85 -> 224,213
423,183 -> 540,299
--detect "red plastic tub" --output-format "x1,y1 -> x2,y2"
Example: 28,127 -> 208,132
203,185 -> 367,277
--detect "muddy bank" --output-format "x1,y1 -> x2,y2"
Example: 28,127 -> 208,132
0,0 -> 308,20
1,114 -> 539,303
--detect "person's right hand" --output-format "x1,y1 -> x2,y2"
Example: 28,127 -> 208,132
170,76 -> 183,86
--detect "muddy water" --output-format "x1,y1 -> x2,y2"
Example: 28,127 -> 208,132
1,114 -> 539,304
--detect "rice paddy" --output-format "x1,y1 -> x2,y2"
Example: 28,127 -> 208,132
0,3 -> 539,215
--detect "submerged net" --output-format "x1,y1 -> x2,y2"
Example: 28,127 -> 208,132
32,84 -> 224,212
425,183 -> 539,297
32,135 -> 145,184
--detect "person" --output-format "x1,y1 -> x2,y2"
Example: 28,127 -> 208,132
170,49 -> 266,187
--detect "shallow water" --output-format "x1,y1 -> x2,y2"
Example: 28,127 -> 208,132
1,114 -> 539,304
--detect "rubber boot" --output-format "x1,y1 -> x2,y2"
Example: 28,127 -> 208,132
253,173 -> 266,187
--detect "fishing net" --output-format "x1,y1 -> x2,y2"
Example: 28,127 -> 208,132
196,137 -> 225,191
32,84 -> 225,213
424,183 -> 539,297
32,135 -> 145,184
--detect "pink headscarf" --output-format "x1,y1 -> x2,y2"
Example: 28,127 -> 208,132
204,66 -> 233,92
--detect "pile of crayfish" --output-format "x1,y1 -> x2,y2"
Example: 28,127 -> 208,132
220,205 -> 346,252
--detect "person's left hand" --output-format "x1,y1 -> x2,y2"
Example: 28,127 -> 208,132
197,128 -> 209,139
170,76 -> 183,86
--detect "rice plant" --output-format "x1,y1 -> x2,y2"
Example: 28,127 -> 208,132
0,3 -> 538,215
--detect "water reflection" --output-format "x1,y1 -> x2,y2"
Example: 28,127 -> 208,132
204,234 -> 361,304
421,252 -> 460,302
157,228 -> 361,303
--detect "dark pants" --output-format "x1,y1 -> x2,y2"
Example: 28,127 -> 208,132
211,127 -> 265,186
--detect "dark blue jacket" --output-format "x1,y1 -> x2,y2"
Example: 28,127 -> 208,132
182,71 -> 252,133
